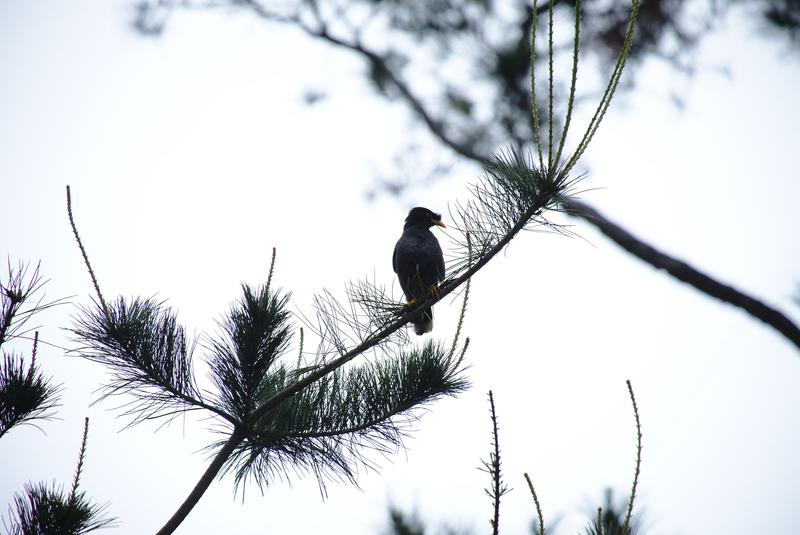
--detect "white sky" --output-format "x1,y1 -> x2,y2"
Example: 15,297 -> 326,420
1,1 -> 799,534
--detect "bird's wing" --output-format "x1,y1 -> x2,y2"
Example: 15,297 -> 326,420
435,239 -> 445,281
394,233 -> 423,299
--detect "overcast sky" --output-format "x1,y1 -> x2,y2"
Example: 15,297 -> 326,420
2,1 -> 799,534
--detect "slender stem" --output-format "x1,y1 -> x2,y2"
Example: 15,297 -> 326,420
66,185 -> 110,320
547,0 -> 555,169
27,331 -> 39,380
623,380 -> 642,535
530,1 -> 544,170
553,0 -> 581,167
447,235 -> 471,362
488,391 -> 502,535
70,417 -> 90,504
265,247 -> 277,297
295,326 -> 305,367
524,473 -> 545,535
0,267 -> 21,346
155,430 -> 245,535
563,0 -> 638,177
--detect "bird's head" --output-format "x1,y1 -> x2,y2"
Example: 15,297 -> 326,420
404,207 -> 446,230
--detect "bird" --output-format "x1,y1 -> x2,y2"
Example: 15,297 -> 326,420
392,207 -> 446,335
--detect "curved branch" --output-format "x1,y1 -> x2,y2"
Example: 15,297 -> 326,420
155,429 -> 245,535
298,25 -> 488,163
563,198 -> 800,350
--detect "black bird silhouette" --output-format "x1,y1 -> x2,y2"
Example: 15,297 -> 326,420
392,207 -> 446,335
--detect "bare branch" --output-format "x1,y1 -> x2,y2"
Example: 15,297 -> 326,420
564,198 -> 800,350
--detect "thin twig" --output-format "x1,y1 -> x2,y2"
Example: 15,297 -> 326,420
547,0 -> 555,169
27,331 -> 39,380
296,327 -> 305,367
447,235 -> 471,363
530,1 -> 544,170
66,186 -> 109,320
483,391 -> 508,535
553,0 -> 581,166
69,417 -> 90,504
265,247 -> 277,297
623,380 -> 642,534
524,473 -> 545,535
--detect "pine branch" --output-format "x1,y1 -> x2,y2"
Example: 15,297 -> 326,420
206,284 -> 293,422
70,295 -> 231,426
76,4 -> 645,533
1,260 -> 68,347
155,430 -> 244,535
0,261 -> 65,439
226,341 -> 468,492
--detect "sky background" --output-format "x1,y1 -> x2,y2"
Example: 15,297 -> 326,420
1,1 -> 800,534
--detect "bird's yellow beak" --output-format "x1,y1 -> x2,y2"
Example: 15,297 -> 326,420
432,219 -> 446,228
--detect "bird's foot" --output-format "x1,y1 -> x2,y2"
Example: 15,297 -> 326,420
430,284 -> 441,299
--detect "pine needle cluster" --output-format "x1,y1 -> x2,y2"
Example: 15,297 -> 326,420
71,296 -> 206,428
0,262 -> 63,438
3,419 -> 116,535
225,340 -> 468,493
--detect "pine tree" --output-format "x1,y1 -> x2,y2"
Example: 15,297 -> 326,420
42,1 -> 638,532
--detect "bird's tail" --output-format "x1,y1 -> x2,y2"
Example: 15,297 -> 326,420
413,307 -> 433,335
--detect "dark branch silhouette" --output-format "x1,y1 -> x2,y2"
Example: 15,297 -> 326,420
564,199 -> 800,349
